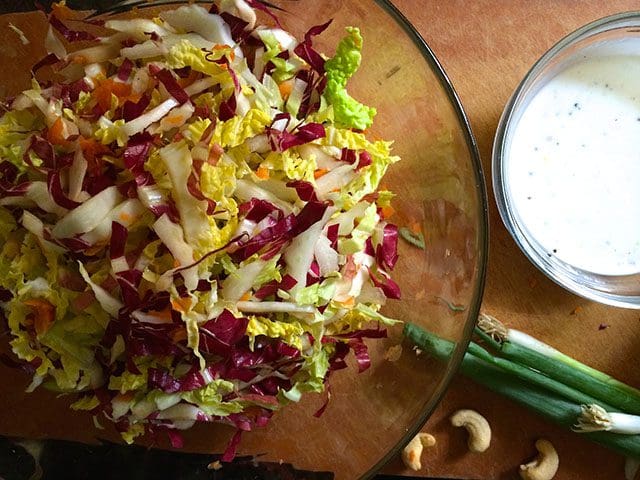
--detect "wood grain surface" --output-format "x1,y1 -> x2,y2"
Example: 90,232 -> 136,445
0,2 -> 638,479
385,1 -> 640,479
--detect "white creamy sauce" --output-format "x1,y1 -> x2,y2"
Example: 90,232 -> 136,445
506,41 -> 640,275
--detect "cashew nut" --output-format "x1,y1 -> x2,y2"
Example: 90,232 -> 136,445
450,409 -> 491,453
519,439 -> 559,480
401,433 -> 436,471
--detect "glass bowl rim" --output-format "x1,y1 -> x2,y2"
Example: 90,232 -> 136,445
492,11 -> 640,310
365,1 -> 488,477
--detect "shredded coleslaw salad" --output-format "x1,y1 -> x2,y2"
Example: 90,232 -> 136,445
0,0 -> 401,458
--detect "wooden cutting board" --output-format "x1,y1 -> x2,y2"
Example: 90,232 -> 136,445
0,2 -> 637,479
384,1 -> 640,479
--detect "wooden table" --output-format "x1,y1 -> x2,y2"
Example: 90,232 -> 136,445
383,1 -> 640,479
0,2 -> 637,479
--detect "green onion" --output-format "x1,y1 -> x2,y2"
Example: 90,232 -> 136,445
399,227 -> 425,249
404,322 -> 640,459
575,404 -> 640,434
435,296 -> 466,312
477,314 -> 640,415
465,341 -> 617,410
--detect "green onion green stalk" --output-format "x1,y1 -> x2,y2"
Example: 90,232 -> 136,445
404,322 -> 640,459
477,314 -> 640,415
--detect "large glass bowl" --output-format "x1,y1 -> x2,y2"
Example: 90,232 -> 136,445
0,1 -> 488,478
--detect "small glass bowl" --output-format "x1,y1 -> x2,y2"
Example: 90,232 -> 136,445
493,12 -> 640,309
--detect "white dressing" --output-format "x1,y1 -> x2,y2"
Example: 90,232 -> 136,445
507,42 -> 640,275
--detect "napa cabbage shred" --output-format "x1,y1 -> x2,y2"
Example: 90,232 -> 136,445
0,0 -> 401,460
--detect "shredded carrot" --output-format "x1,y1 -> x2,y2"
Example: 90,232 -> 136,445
256,165 -> 270,180
313,168 -> 328,179
381,205 -> 395,219
171,297 -> 192,313
118,212 -> 134,224
172,328 -> 188,343
278,79 -> 294,100
111,81 -> 132,98
177,69 -> 200,89
340,296 -> 355,307
79,136 -> 100,151
125,92 -> 142,104
52,2 -> 74,19
93,79 -> 132,111
213,44 -> 234,61
46,117 -> 68,146
79,136 -> 110,167
239,291 -> 252,302
92,82 -> 113,111
24,299 -> 55,336
409,220 -> 421,234
164,114 -> 186,127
